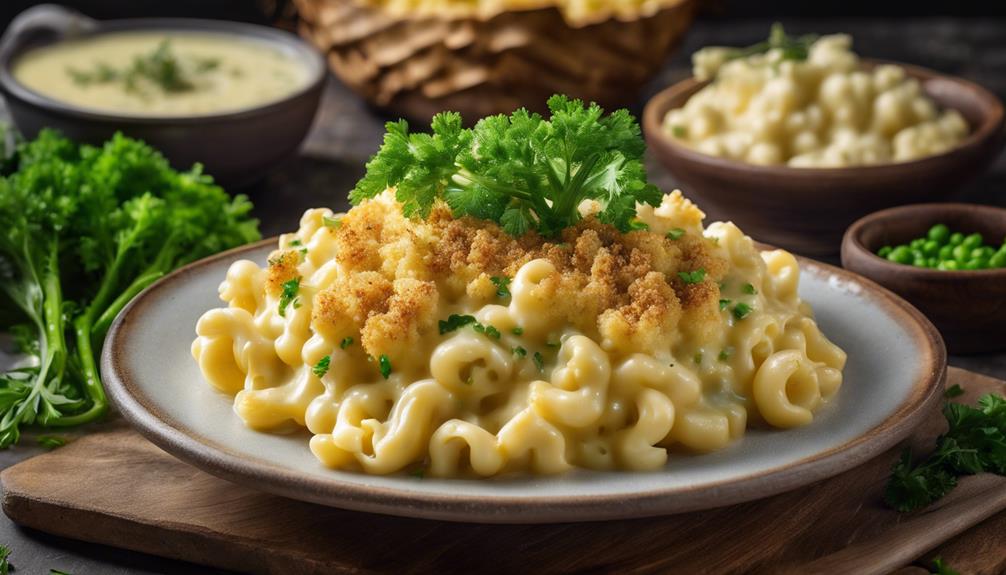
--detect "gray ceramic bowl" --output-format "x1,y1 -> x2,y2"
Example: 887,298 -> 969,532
0,4 -> 326,187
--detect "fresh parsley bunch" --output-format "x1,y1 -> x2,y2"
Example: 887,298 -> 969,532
0,129 -> 260,447
885,392 -> 1006,512
351,95 -> 663,236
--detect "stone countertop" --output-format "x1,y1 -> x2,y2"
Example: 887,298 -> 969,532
1,16 -> 1004,574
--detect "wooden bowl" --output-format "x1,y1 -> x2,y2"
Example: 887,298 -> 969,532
841,203 -> 1006,354
642,61 -> 1005,256
294,0 -> 696,123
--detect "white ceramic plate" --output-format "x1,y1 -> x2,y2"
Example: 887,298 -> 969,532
101,239 -> 946,523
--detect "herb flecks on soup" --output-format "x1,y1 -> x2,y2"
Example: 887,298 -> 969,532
13,32 -> 311,117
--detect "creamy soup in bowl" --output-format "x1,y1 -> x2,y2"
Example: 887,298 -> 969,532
12,31 -> 313,118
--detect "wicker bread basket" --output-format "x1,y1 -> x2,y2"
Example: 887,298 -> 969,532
294,0 -> 696,122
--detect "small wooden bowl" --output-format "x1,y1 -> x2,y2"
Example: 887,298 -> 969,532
642,61 -> 1005,256
841,203 -> 1006,354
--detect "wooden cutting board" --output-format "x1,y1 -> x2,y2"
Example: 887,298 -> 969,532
2,366 -> 1005,575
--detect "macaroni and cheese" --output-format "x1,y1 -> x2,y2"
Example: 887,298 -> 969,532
664,33 -> 969,167
192,190 -> 846,477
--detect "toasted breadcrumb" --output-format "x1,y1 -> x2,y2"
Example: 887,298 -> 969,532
273,191 -> 726,359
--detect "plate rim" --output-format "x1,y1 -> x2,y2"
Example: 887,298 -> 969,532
100,238 -> 947,523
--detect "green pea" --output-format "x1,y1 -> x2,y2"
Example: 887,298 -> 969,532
952,245 -> 970,261
939,260 -> 960,271
910,238 -> 925,249
878,245 -> 893,258
949,232 -> 964,246
889,246 -> 913,264
991,251 -> 1006,268
963,260 -> 982,270
962,233 -> 983,250
913,257 -> 927,267
938,245 -> 954,260
922,240 -> 940,256
926,257 -> 938,268
927,224 -> 950,244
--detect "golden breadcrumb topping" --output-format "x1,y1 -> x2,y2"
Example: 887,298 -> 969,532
272,191 -> 726,361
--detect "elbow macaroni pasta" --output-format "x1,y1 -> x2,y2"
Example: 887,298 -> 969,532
192,191 -> 846,477
664,34 -> 969,167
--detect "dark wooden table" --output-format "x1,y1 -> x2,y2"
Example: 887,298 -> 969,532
1,17 -> 1004,574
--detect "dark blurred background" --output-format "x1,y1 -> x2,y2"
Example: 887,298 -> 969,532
1,0 -> 1003,30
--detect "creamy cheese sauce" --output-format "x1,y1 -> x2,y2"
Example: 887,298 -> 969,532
13,31 -> 312,117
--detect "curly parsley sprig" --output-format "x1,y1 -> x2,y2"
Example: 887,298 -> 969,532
351,95 -> 662,237
884,393 -> 1006,512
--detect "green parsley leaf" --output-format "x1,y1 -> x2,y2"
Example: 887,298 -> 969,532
350,95 -> 662,236
666,227 -> 685,240
0,543 -> 12,575
289,239 -> 303,247
944,384 -> 964,399
628,220 -> 649,231
930,557 -> 960,575
490,276 -> 511,298
439,314 -> 477,334
533,351 -> 545,372
323,215 -> 342,229
694,352 -> 703,365
50,570 -> 72,575
313,356 -> 331,378
719,298 -> 731,311
678,269 -> 707,284
278,277 -> 301,317
378,354 -> 392,379
671,125 -> 687,138
733,303 -> 753,320
471,323 -> 501,340
0,130 -> 260,449
718,348 -> 732,362
885,393 -> 1006,512
511,326 -> 524,336
512,346 -> 527,358
742,282 -> 757,295
722,23 -> 818,66
38,435 -> 67,449
340,336 -> 354,349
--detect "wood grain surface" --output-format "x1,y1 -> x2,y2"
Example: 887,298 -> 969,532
2,366 -> 1005,575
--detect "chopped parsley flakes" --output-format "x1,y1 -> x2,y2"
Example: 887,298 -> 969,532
278,277 -> 302,317
666,227 -> 685,240
533,351 -> 545,372
677,269 -> 706,284
732,302 -> 753,320
490,276 -> 511,298
313,355 -> 331,378
378,354 -> 392,379
439,314 -> 477,334
340,336 -> 354,349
